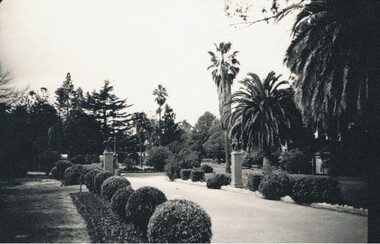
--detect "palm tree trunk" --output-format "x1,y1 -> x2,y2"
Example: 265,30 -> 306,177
224,129 -> 231,173
262,156 -> 272,173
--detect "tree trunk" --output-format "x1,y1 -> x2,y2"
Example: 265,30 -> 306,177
262,156 -> 272,173
224,129 -> 231,173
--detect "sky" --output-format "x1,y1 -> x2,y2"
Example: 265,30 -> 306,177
0,0 -> 295,125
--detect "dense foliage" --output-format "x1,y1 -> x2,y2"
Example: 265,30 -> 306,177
180,169 -> 192,180
258,170 -> 293,200
110,186 -> 134,219
55,160 -> 74,180
84,169 -> 102,193
201,164 -> 214,173
279,149 -> 309,174
206,174 -> 231,189
93,171 -> 114,194
125,186 -> 167,232
64,164 -> 86,185
147,199 -> 212,243
100,176 -> 131,201
190,169 -> 205,182
146,146 -> 173,171
164,158 -> 181,181
246,173 -> 263,192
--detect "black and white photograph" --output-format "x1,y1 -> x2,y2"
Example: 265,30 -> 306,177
0,0 -> 379,243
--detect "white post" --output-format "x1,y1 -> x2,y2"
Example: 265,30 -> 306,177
231,151 -> 243,188
103,150 -> 114,173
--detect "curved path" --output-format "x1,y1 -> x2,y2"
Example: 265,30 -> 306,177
127,174 -> 367,243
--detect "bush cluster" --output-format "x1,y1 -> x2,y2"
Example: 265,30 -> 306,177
94,171 -> 114,194
242,151 -> 263,168
125,186 -> 167,232
101,176 -> 131,201
246,174 -> 263,191
110,186 -> 134,219
258,170 -> 293,200
146,146 -> 173,171
147,199 -> 212,243
164,158 -> 181,181
64,164 -> 87,185
279,149 -> 310,174
206,174 -> 230,189
53,160 -> 74,180
291,177 -> 341,204
180,169 -> 192,180
84,169 -> 101,193
190,169 -> 205,182
201,164 -> 214,173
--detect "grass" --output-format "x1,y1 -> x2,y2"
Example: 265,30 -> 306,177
70,192 -> 145,243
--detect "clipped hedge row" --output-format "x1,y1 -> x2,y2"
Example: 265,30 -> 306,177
101,176 -> 131,201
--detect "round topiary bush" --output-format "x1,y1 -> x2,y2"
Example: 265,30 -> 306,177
93,171 -> 114,194
147,199 -> 212,243
206,174 -> 230,189
247,174 -> 263,192
312,178 -> 341,204
180,169 -> 192,180
125,186 -> 167,232
110,186 -> 135,219
55,160 -> 74,180
64,164 -> 86,185
101,176 -> 131,201
291,178 -> 315,204
258,170 -> 293,200
201,164 -> 214,173
190,169 -> 205,182
84,169 -> 101,193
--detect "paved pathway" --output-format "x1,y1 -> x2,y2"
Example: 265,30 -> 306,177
127,174 -> 367,243
0,176 -> 90,243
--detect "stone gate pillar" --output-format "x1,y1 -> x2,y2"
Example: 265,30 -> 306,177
231,151 -> 243,188
103,150 -> 114,173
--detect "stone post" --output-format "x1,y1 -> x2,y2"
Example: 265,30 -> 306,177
231,151 -> 244,188
103,150 -> 114,173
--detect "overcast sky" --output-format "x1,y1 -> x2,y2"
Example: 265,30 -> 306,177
0,0 -> 294,125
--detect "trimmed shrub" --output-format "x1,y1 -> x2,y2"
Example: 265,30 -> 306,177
164,158 -> 181,181
55,160 -> 74,180
125,186 -> 167,232
179,160 -> 193,170
206,174 -> 230,189
190,169 -> 205,182
94,171 -> 114,194
312,178 -> 341,204
180,169 -> 192,180
201,164 -> 214,173
258,170 -> 293,200
50,166 -> 58,179
101,176 -> 131,201
247,174 -> 263,191
147,199 -> 212,243
64,164 -> 86,185
291,178 -> 315,204
110,186 -> 134,218
84,169 -> 101,193
242,151 -> 263,168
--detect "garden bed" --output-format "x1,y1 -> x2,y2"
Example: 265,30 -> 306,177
70,192 -> 145,243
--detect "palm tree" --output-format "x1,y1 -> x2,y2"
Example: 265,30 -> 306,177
152,84 -> 168,122
152,84 -> 168,145
208,42 -> 240,173
229,71 -> 291,172
285,0 -> 380,241
132,112 -> 150,167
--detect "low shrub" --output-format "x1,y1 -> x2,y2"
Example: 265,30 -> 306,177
180,169 -> 192,180
146,146 -> 173,171
50,166 -> 58,179
64,164 -> 87,185
258,170 -> 293,200
292,177 -> 341,204
147,199 -> 212,243
125,186 -> 167,232
201,164 -> 214,173
164,158 -> 180,181
312,178 -> 341,204
206,174 -> 230,189
179,160 -> 193,170
190,169 -> 205,182
55,160 -> 74,180
242,151 -> 263,168
246,174 -> 263,191
94,171 -> 114,194
84,169 -> 101,193
110,186 -> 134,218
101,176 -> 131,201
291,178 -> 315,204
